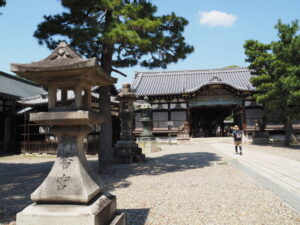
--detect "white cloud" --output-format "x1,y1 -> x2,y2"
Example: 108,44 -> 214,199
199,10 -> 237,27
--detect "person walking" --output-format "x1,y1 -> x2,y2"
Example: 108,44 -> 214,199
232,125 -> 243,155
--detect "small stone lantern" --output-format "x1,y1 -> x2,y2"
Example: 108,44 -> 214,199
114,83 -> 145,163
253,119 -> 269,144
11,42 -> 125,225
139,96 -> 155,139
137,96 -> 161,154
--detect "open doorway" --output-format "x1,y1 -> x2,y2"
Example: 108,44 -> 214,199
190,106 -> 235,137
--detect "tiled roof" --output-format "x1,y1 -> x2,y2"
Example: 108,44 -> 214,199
132,67 -> 255,96
0,71 -> 46,98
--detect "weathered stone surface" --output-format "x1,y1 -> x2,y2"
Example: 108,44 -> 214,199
177,131 -> 190,140
139,97 -> 154,138
136,97 -> 161,154
252,131 -> 269,144
137,140 -> 161,154
30,111 -> 104,126
114,83 -> 145,164
17,193 -> 125,225
177,121 -> 190,140
109,213 -> 126,225
31,126 -> 103,204
12,41 -> 125,225
114,141 -> 145,164
11,42 -> 117,87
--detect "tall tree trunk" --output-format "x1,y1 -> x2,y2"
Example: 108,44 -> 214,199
98,86 -> 114,173
284,115 -> 292,147
98,10 -> 114,174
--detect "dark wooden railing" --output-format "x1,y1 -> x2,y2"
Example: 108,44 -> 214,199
21,136 -> 100,155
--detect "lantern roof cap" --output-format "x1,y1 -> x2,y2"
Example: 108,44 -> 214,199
11,42 -> 117,86
116,83 -> 137,101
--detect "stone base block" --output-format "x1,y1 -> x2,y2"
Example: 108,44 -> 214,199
252,137 -> 269,144
253,131 -> 269,144
137,141 -> 161,154
176,132 -> 190,140
16,194 -> 126,225
114,141 -> 145,164
110,213 -> 126,225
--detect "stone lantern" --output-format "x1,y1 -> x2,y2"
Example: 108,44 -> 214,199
11,42 -> 125,225
137,96 -> 161,154
139,96 -> 155,139
113,83 -> 145,163
253,119 -> 269,144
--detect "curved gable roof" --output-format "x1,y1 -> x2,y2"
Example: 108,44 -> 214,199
132,67 -> 255,96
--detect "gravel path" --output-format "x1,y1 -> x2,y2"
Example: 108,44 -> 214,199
1,143 -> 300,225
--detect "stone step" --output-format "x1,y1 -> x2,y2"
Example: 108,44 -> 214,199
17,193 -> 120,225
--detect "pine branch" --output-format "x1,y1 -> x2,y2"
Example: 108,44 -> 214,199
111,68 -> 127,77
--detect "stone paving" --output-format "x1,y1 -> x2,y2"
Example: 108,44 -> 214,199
219,145 -> 300,195
1,140 -> 300,225
207,138 -> 300,214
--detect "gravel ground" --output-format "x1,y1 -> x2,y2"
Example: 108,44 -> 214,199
1,143 -> 300,225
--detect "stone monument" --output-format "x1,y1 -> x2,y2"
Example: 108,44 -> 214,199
113,83 -> 145,163
137,97 -> 161,154
11,42 -> 125,225
252,119 -> 269,144
177,121 -> 190,141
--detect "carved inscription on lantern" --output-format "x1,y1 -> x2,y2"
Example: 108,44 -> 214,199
59,157 -> 74,169
57,174 -> 72,190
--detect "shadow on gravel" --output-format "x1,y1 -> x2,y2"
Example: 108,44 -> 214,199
95,152 -> 222,192
0,161 -> 54,224
0,152 -> 220,224
120,208 -> 150,225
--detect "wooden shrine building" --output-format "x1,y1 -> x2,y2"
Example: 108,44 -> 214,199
0,71 -> 45,154
132,67 -> 299,138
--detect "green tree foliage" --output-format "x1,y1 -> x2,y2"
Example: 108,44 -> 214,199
34,0 -> 194,172
244,20 -> 300,146
0,0 -> 6,15
0,0 -> 5,7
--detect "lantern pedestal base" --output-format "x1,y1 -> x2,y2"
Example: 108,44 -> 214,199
252,131 -> 269,144
113,141 -> 145,164
16,193 -> 126,225
137,138 -> 161,154
177,131 -> 190,140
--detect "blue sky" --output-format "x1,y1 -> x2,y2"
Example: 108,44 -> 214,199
0,0 -> 299,88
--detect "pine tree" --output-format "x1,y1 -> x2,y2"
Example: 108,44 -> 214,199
34,0 -> 194,172
0,0 -> 5,7
0,0 -> 6,14
244,20 -> 300,146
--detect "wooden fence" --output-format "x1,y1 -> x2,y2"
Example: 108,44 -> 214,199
21,135 -> 100,155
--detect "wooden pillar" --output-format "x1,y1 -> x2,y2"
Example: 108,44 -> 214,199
242,103 -> 247,132
186,102 -> 191,136
168,102 -> 171,136
23,113 -> 26,153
